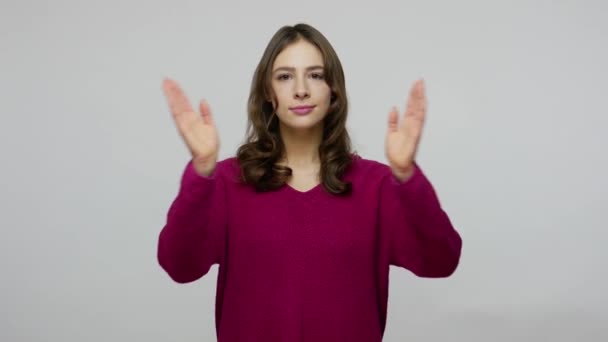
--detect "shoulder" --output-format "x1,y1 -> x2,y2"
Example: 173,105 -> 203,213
216,154 -> 390,176
214,156 -> 240,174
212,156 -> 244,185
214,154 -> 394,189
344,153 -> 396,198
348,153 -> 393,180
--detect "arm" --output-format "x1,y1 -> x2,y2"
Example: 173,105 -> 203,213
157,160 -> 227,283
380,163 -> 462,278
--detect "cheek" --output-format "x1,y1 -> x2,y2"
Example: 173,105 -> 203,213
317,86 -> 332,105
273,88 -> 291,108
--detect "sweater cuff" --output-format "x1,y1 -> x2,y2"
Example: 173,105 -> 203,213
389,162 -> 438,205
180,160 -> 218,196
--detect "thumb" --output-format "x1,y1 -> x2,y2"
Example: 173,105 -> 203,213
199,99 -> 215,125
387,106 -> 399,133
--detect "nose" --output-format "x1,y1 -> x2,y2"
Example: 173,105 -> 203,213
295,90 -> 309,99
294,77 -> 310,100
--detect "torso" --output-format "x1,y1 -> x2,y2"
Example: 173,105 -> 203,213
215,154 -> 389,341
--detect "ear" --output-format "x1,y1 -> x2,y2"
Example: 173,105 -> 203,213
330,91 -> 337,102
265,90 -> 277,109
262,100 -> 274,113
268,97 -> 277,110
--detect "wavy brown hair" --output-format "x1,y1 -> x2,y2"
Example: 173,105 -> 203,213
235,23 -> 356,195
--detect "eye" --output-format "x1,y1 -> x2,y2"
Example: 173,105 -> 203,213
277,74 -> 291,81
311,73 -> 324,80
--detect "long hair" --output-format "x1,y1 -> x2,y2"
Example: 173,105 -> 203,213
236,23 -> 355,195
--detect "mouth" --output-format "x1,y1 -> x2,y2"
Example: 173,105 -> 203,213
290,105 -> 316,115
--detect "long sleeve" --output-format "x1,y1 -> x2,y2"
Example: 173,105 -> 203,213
379,162 -> 462,278
157,160 -> 228,283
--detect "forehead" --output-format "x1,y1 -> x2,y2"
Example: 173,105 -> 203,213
272,40 -> 324,69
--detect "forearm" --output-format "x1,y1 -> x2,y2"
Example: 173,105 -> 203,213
392,164 -> 462,277
157,161 -> 222,283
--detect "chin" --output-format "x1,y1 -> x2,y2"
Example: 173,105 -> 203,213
281,118 -> 324,131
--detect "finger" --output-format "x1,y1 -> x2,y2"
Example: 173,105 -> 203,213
387,106 -> 399,132
199,99 -> 215,125
403,79 -> 426,123
405,81 -> 416,109
162,78 -> 194,117
414,79 -> 427,118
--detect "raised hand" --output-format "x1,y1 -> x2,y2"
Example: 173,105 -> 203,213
385,79 -> 427,182
162,78 -> 220,177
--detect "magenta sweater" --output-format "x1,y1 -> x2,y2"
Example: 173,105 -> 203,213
157,154 -> 462,341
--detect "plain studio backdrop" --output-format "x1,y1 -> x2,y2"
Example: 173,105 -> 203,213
1,0 -> 607,341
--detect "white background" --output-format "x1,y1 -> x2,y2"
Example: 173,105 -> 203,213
1,0 -> 607,340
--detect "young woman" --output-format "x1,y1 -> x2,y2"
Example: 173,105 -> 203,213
158,23 -> 462,341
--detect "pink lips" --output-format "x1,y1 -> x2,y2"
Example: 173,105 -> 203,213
290,105 -> 315,115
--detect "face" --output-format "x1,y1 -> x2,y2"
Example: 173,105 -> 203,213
269,39 -> 332,133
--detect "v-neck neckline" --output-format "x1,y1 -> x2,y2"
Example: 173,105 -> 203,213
284,182 -> 323,195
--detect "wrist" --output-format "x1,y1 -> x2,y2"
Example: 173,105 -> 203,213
391,164 -> 415,183
192,156 -> 218,178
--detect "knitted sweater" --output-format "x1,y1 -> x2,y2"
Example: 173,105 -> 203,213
157,154 -> 462,341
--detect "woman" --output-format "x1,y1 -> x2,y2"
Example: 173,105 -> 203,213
158,23 -> 462,341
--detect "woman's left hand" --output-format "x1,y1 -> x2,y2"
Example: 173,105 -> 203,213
385,79 -> 427,182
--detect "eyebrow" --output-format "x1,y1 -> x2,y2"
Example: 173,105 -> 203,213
272,65 -> 324,73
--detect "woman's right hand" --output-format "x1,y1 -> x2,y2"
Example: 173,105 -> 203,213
162,78 -> 220,177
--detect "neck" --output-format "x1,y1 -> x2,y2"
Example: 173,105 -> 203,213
278,123 -> 323,168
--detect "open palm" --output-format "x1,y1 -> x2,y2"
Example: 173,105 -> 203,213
385,79 -> 427,181
162,78 -> 219,176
